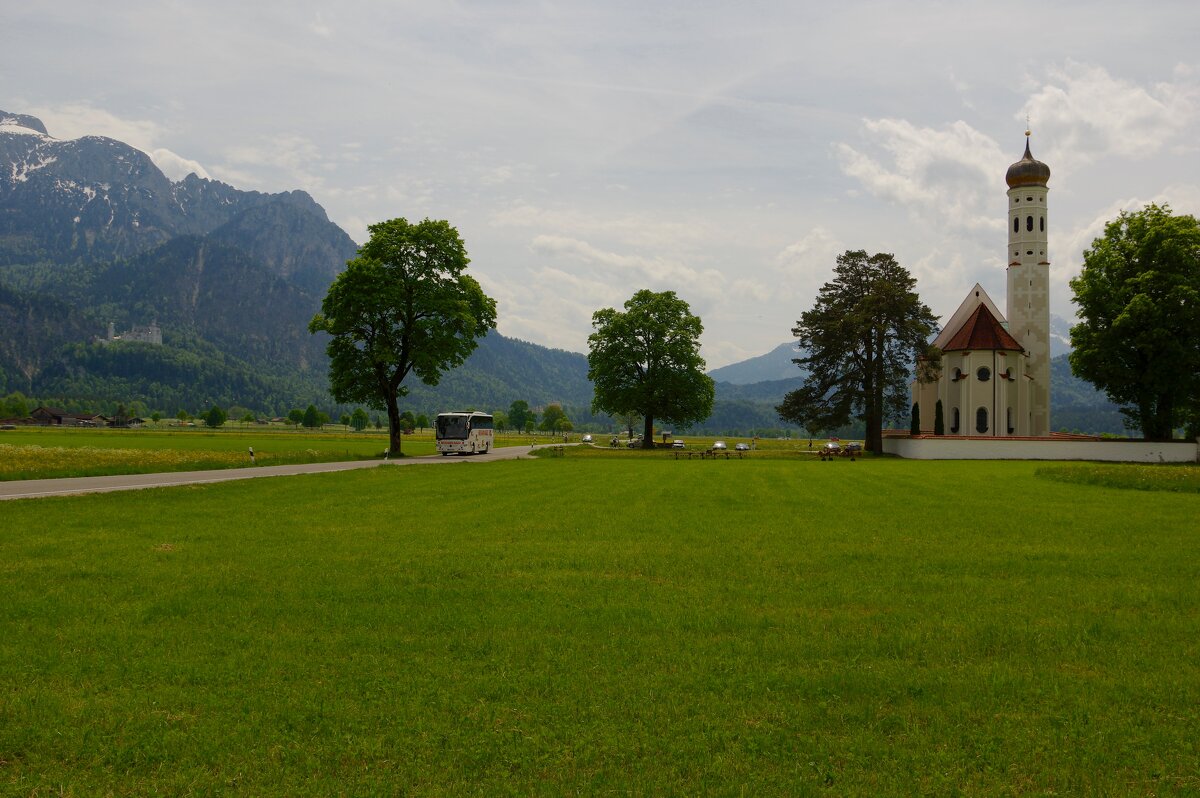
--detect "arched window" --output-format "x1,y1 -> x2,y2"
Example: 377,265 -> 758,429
1007,407 -> 1014,434
1013,217 -> 1019,233
1026,215 -> 1034,232
951,407 -> 960,434
977,366 -> 991,382
976,407 -> 989,434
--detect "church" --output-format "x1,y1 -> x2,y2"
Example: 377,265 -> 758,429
911,132 -> 1052,437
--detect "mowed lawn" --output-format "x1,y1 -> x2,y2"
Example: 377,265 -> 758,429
2,456 -> 1198,794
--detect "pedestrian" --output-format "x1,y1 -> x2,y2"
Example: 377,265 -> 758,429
248,446 -> 255,464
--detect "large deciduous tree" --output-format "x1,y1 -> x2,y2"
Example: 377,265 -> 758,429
587,289 -> 714,448
309,218 -> 497,455
508,400 -> 535,433
539,403 -> 569,433
1069,204 -> 1200,440
777,250 -> 938,453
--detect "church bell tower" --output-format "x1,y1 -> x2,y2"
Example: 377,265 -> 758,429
1005,131 -> 1052,436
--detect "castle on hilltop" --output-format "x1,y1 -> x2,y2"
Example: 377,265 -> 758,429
911,132 -> 1052,437
99,320 -> 163,346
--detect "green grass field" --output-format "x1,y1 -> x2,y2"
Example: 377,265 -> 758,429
0,427 -> 545,480
2,454 -> 1198,794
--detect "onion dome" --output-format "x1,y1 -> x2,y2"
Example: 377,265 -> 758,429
1005,133 -> 1051,188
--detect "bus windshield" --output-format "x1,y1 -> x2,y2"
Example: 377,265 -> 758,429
436,414 -> 470,439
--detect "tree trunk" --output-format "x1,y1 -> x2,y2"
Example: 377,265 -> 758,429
642,415 -> 655,449
386,392 -> 403,456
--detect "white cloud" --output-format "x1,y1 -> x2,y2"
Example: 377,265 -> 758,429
148,148 -> 210,181
836,119 -> 1007,231
1021,61 -> 1200,175
28,103 -> 166,150
309,14 -> 332,38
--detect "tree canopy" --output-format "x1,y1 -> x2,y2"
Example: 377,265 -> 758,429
539,403 -> 570,432
309,218 -> 497,454
777,250 -> 938,452
508,400 -> 535,433
1069,204 -> 1200,440
204,404 -> 227,428
587,289 -> 714,448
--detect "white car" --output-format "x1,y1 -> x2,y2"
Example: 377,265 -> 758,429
734,442 -> 750,451
582,434 -> 593,443
672,439 -> 686,449
712,440 -> 727,450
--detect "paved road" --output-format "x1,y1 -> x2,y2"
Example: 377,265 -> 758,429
0,444 -> 551,501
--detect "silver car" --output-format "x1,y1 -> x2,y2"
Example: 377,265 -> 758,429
712,440 -> 727,450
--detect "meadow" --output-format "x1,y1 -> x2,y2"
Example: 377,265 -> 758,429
0,426 -> 545,481
1,453 -> 1198,794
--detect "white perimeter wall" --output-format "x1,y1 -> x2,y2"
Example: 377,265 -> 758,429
883,437 -> 1199,462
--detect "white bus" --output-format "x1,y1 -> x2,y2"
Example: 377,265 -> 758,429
435,411 -> 494,455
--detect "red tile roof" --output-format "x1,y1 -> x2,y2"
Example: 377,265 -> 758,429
941,303 -> 1024,353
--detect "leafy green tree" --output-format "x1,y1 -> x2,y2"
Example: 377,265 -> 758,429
204,405 -> 227,428
350,407 -> 370,431
415,413 -> 429,430
309,217 -> 497,455
400,410 -> 416,429
1069,204 -> 1200,440
588,289 -> 715,449
303,404 -> 321,429
151,411 -> 162,424
524,419 -> 535,434
508,400 -> 534,433
491,411 -> 508,432
177,409 -> 190,423
340,413 -> 351,427
288,408 -> 305,426
538,404 -> 569,432
777,250 -> 938,453
242,412 -> 256,424
3,392 -> 30,418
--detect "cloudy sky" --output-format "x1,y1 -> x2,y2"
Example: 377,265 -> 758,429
4,1 -> 1199,366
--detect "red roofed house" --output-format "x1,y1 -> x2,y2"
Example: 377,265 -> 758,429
911,133 -> 1052,437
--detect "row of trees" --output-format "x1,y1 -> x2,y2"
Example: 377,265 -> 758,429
311,206 -> 1198,451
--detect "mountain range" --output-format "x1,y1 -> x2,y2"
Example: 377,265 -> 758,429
0,109 -> 1121,433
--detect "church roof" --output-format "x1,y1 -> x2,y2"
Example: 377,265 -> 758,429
1006,136 -> 1051,189
931,284 -> 1005,352
941,303 -> 1024,353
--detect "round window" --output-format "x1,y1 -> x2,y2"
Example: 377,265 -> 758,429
977,367 -> 991,382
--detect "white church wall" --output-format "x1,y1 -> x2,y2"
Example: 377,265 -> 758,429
882,437 -> 1199,462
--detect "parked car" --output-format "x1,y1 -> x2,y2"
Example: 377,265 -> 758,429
734,442 -> 750,451
821,441 -> 842,454
844,442 -> 862,454
672,439 -> 686,449
582,434 -> 593,443
712,440 -> 727,450
626,437 -> 643,448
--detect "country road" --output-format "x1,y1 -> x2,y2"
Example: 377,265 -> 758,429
0,444 -> 555,501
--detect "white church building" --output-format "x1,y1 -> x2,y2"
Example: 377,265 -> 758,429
892,133 -> 1196,461
911,133 -> 1052,438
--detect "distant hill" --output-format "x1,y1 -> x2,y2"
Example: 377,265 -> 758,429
708,341 -> 801,384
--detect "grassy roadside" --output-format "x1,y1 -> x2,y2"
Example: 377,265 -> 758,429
0,427 -> 541,480
2,457 -> 1197,794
